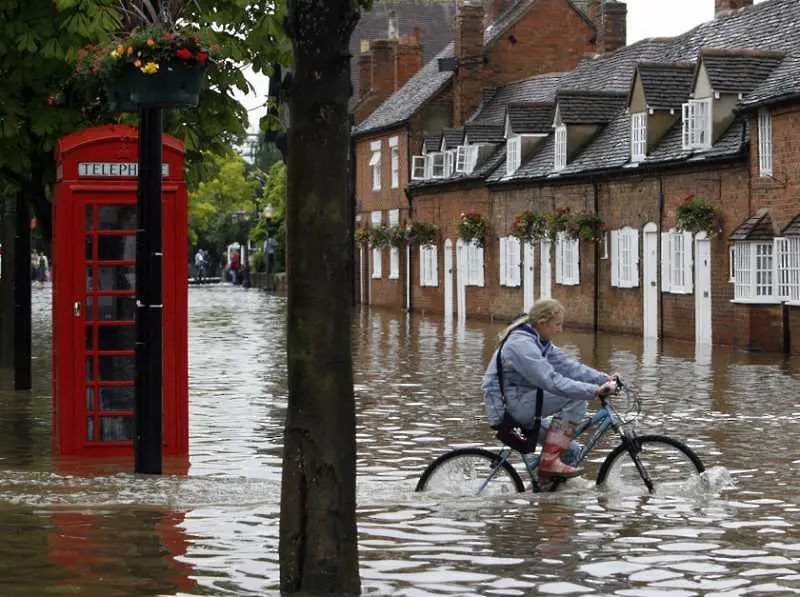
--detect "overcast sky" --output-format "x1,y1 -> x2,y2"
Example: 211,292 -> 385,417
236,0 -> 768,133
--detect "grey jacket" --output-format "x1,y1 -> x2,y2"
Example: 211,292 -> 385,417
481,325 -> 607,427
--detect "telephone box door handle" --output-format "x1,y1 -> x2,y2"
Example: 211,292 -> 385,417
74,301 -> 81,317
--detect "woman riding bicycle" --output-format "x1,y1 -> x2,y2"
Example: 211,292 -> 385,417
481,299 -> 617,478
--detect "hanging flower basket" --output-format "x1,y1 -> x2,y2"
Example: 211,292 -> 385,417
388,225 -> 406,248
355,226 -> 370,247
511,210 -> 547,243
545,207 -> 573,241
457,211 -> 488,247
567,212 -> 606,242
369,225 -> 391,249
676,195 -> 722,237
406,221 -> 438,247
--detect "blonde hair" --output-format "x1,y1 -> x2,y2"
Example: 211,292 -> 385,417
496,298 -> 565,345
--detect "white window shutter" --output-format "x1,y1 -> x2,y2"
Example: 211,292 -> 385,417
499,237 -> 507,286
632,229 -> 640,288
610,230 -> 619,287
555,237 -> 563,284
511,237 -> 521,287
661,232 -> 671,293
477,245 -> 485,287
419,246 -> 425,286
571,239 -> 580,285
431,245 -> 438,287
683,231 -> 694,293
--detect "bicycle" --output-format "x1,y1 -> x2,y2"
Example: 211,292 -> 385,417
415,380 -> 705,495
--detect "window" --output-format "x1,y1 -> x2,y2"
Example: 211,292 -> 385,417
732,238 -> 800,302
411,155 -> 426,180
443,149 -> 457,177
758,108 -> 773,177
499,236 -> 521,287
630,112 -> 647,162
455,145 -> 468,172
388,209 -> 400,279
610,227 -> 640,288
463,145 -> 480,174
600,231 -> 609,260
371,210 -> 382,278
681,98 -> 712,150
389,136 -> 400,188
427,152 -> 445,178
554,125 -> 567,171
555,233 -> 579,286
369,140 -> 382,190
661,230 -> 693,294
506,136 -> 521,176
420,244 -> 438,286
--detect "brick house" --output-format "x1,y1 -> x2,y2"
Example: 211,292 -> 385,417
406,0 -> 800,353
352,0 -> 616,310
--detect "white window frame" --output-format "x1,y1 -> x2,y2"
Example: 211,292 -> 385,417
463,145 -> 480,174
465,241 -> 485,287
455,145 -> 468,172
411,155 -> 426,180
389,136 -> 400,188
420,244 -> 438,287
554,232 -> 579,286
661,230 -> 693,294
758,108 -> 773,177
630,112 -> 647,163
506,135 -> 521,176
554,125 -> 567,171
681,98 -> 712,150
731,238 -> 800,303
369,140 -> 382,190
610,227 -> 640,288
371,210 -> 382,278
389,208 -> 400,279
499,236 -> 521,287
600,231 -> 609,260
443,149 -> 457,177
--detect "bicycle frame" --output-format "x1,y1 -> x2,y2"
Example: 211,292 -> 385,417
477,396 -> 654,494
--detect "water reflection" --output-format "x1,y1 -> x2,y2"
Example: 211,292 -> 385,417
0,285 -> 797,594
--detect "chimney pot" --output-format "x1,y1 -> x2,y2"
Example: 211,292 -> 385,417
388,10 -> 399,39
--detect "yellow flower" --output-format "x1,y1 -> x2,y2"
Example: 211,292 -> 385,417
116,44 -> 124,54
141,62 -> 159,74
110,49 -> 120,59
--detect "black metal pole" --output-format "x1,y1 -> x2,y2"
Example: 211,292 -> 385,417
14,190 -> 31,390
134,106 -> 163,474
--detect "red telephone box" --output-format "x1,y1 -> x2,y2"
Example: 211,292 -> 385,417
52,124 -> 188,457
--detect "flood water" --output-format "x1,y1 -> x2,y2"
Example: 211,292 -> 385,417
1,283 -> 799,595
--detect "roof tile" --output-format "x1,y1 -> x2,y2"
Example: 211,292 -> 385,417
636,63 -> 695,109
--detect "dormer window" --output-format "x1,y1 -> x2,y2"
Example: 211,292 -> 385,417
411,155 -> 426,180
630,112 -> 647,162
463,145 -> 480,174
506,136 -> 521,175
554,125 -> 567,171
682,98 -> 712,150
428,152 -> 445,178
455,145 -> 468,172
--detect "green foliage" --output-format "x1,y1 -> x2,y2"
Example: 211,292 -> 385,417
388,225 -> 406,248
545,206 -> 572,241
511,210 -> 547,243
406,220 -> 438,247
456,211 -> 488,247
354,225 -> 370,247
369,224 -> 390,249
567,212 -> 606,242
676,194 -> 722,237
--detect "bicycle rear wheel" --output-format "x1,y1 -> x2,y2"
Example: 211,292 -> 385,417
596,434 -> 705,493
416,447 -> 525,495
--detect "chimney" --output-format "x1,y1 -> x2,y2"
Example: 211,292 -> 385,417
370,38 -> 399,101
603,1 -> 627,53
454,0 -> 485,127
358,40 -> 372,98
589,0 -> 627,54
486,0 -> 514,25
715,0 -> 753,18
395,27 -> 424,91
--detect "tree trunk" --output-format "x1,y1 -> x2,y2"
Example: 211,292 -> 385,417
279,1 -> 361,595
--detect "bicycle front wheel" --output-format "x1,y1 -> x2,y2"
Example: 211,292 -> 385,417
597,434 -> 705,493
416,447 -> 525,495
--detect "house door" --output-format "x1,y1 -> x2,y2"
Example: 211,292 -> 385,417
77,197 -> 139,447
540,239 -> 551,299
443,239 -> 454,318
695,232 -> 712,345
456,239 -> 466,320
523,241 -> 535,312
643,222 -> 659,338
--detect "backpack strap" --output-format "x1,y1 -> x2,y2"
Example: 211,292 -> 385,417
494,326 -> 544,448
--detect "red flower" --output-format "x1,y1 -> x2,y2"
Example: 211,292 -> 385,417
47,96 -> 55,106
196,51 -> 208,62
176,48 -> 193,60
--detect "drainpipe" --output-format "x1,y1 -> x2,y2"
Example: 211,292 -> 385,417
658,174 -> 665,340
592,178 -> 600,334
